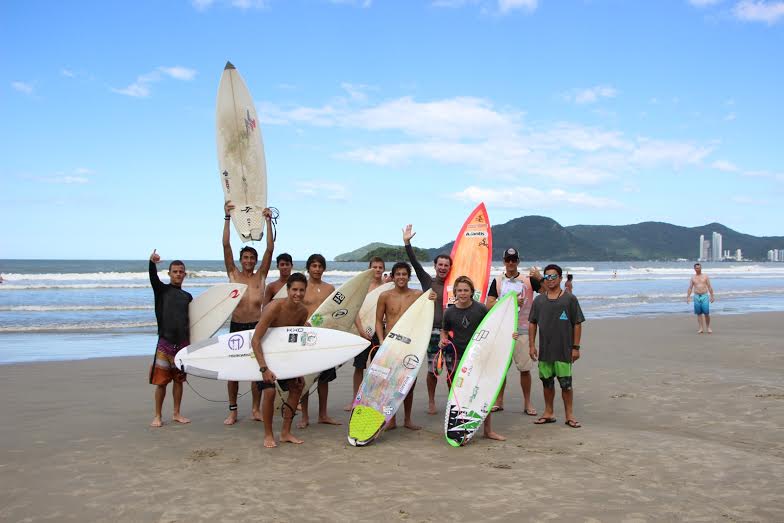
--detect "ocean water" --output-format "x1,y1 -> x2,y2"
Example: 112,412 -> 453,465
1,259 -> 783,363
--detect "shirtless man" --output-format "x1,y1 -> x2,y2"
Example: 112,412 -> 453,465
222,200 -> 274,425
263,253 -> 293,306
375,261 -> 431,431
687,263 -> 716,334
298,254 -> 339,428
252,273 -> 309,448
403,224 -> 453,415
344,256 -> 386,411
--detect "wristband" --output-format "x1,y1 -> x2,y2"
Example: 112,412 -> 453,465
224,215 -> 231,220
572,345 -> 580,350
259,366 -> 268,373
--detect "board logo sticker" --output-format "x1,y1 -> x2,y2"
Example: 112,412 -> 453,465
473,329 -> 489,341
387,332 -> 411,344
402,354 -> 419,370
286,327 -> 305,332
464,230 -> 487,238
469,386 -> 480,402
332,309 -> 348,319
454,376 -> 464,388
332,292 -> 346,305
301,333 -> 317,346
310,313 -> 324,327
288,333 -> 298,343
244,109 -> 256,135
368,364 -> 391,379
230,289 -> 240,299
228,334 -> 244,351
398,375 -> 414,394
383,405 -> 393,415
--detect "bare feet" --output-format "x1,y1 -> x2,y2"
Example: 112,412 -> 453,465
296,418 -> 309,430
173,414 -> 191,424
343,403 -> 354,412
404,420 -> 422,431
523,406 -> 537,416
263,435 -> 277,448
427,402 -> 437,415
707,328 -> 713,334
251,409 -> 263,422
280,433 -> 304,444
318,416 -> 342,425
150,416 -> 163,428
385,419 -> 397,430
223,411 -> 238,425
697,329 -> 704,334
484,431 -> 507,441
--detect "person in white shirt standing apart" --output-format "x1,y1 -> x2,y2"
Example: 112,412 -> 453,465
485,247 -> 542,416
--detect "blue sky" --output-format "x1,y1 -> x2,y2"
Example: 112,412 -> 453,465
1,0 -> 782,260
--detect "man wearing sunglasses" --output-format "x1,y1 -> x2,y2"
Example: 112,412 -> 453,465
528,264 -> 585,429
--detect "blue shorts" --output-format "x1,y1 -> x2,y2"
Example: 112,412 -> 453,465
693,293 -> 710,315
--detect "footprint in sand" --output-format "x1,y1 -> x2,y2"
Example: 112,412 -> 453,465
189,448 -> 222,461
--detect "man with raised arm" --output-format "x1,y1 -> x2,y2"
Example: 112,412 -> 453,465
375,261 -> 434,431
298,254 -> 338,428
687,263 -> 716,334
252,273 -> 309,448
263,252 -> 293,306
486,247 -> 542,416
221,200 -> 274,425
402,224 -> 453,415
148,249 -> 192,428
344,256 -> 386,411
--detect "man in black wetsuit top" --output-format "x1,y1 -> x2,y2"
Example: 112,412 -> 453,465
402,224 -> 453,415
148,249 -> 192,428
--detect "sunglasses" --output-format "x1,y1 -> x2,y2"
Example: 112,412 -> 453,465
542,274 -> 560,281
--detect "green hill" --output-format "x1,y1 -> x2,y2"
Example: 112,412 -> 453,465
334,243 -> 394,262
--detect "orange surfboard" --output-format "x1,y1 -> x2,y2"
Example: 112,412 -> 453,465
444,203 -> 492,308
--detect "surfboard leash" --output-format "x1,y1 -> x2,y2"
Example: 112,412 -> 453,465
268,206 -> 280,242
185,377 -> 253,403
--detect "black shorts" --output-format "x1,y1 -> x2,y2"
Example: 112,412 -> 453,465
257,378 -> 295,391
353,334 -> 381,370
230,321 -> 258,333
318,367 -> 337,384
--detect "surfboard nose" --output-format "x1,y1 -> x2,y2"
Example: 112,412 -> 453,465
224,61 -> 235,70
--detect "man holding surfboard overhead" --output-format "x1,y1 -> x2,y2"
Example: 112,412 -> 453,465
298,254 -> 340,429
528,264 -> 585,429
251,273 -> 309,448
148,250 -> 192,428
221,200 -> 274,426
486,247 -> 542,416
403,224 -> 453,415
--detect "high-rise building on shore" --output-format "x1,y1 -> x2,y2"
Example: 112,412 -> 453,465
712,232 -> 723,261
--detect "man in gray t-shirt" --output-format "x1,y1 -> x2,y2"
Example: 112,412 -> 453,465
528,264 -> 585,429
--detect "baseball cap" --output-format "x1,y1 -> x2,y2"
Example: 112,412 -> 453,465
503,247 -> 519,261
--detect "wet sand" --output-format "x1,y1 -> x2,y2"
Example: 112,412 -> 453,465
1,313 -> 782,522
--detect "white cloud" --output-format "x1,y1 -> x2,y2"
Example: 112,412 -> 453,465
499,0 -> 538,13
112,66 -> 196,98
712,160 -> 739,172
329,0 -> 372,7
452,185 -> 622,209
732,195 -> 768,205
733,0 -> 784,23
61,69 -> 76,78
12,81 -> 34,95
192,0 -> 215,9
341,82 -> 374,102
295,181 -> 349,200
565,85 -> 618,104
724,112 -> 737,121
629,138 -> 712,167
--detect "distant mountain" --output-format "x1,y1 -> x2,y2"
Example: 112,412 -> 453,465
334,243 -> 393,262
334,218 -> 783,261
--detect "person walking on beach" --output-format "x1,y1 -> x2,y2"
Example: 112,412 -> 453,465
263,252 -> 293,305
403,224 -> 453,415
486,247 -> 541,416
687,263 -> 715,334
565,273 -> 574,294
221,200 -> 275,426
252,273 -> 309,448
376,261 -> 435,431
441,276 -> 507,441
344,256 -> 386,411
298,254 -> 339,428
529,264 -> 585,429
148,250 -> 192,428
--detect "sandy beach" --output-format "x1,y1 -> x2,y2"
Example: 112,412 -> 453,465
1,312 -> 782,522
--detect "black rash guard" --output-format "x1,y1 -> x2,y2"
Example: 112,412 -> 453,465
405,244 -> 445,329
149,260 -> 192,345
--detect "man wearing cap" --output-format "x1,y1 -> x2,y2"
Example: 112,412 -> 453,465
486,247 -> 542,416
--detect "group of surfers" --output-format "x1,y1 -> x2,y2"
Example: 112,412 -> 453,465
147,202 -> 585,448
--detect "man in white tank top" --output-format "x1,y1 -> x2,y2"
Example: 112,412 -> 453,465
485,247 -> 542,416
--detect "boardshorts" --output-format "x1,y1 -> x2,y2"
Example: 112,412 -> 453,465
257,378 -> 296,391
353,334 -> 380,370
693,293 -> 710,315
512,331 -> 533,372
149,337 -> 187,386
230,320 -> 258,333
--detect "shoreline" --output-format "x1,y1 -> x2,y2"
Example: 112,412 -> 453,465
1,312 -> 783,521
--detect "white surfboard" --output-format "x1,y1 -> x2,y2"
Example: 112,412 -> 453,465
348,291 -> 435,446
216,61 -> 267,242
190,283 -> 248,343
175,327 -> 368,381
275,269 -> 375,413
351,281 -> 395,337
273,284 -> 288,300
444,291 -> 518,447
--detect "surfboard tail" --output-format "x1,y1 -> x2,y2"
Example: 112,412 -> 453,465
348,405 -> 386,446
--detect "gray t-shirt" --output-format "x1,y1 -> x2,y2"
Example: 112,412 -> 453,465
442,301 -> 488,357
528,291 -> 585,363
